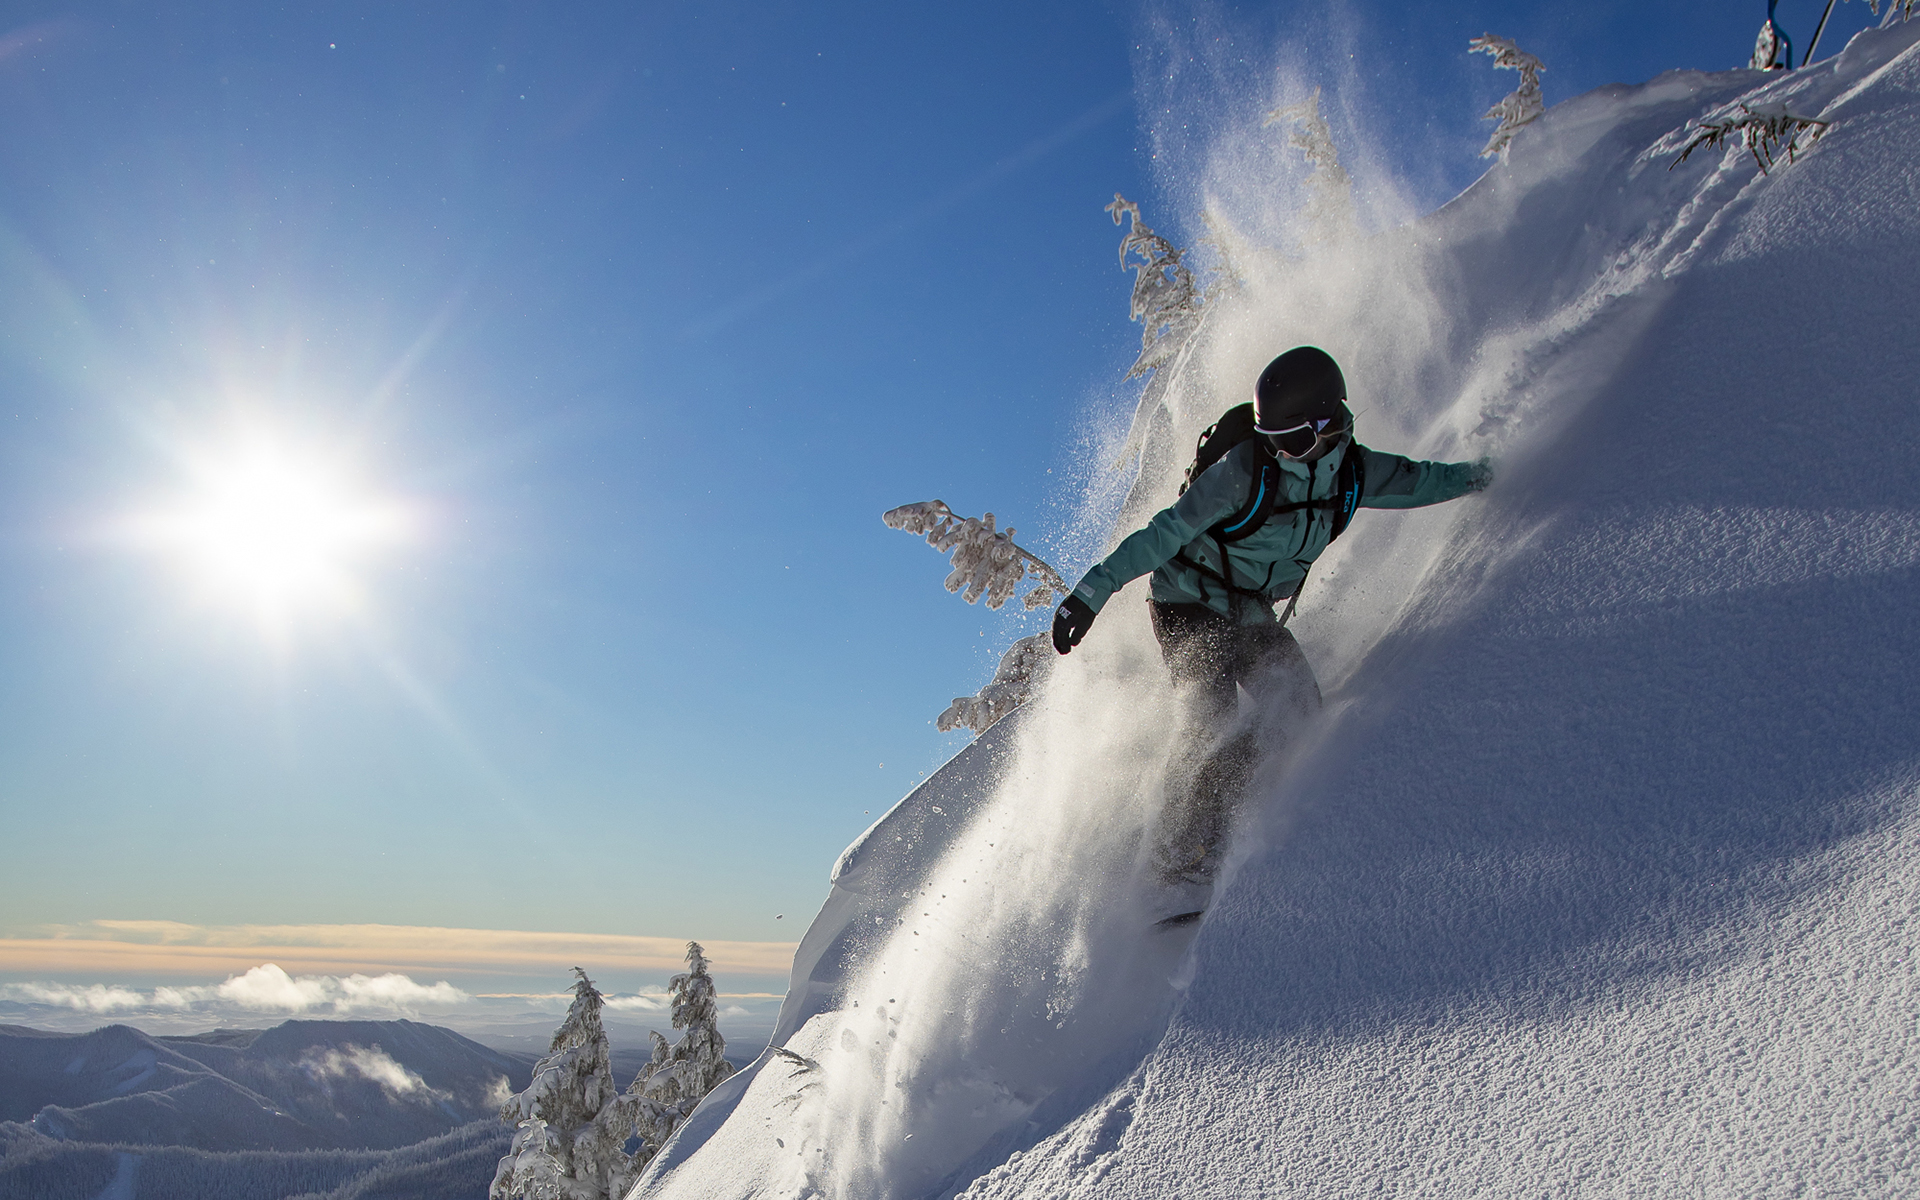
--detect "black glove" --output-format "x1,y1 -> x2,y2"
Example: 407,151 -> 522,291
1052,595 -> 1096,654
1466,456 -> 1495,492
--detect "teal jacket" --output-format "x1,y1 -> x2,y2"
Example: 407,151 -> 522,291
1071,439 -> 1482,625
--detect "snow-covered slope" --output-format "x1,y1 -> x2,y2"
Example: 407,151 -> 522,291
643,20 -> 1920,1199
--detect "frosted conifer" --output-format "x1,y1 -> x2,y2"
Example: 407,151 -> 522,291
631,943 -> 736,1157
492,1118 -> 568,1200
1671,103 -> 1830,175
882,501 -> 1068,611
1470,35 -> 1546,158
882,501 -> 1068,733
1108,195 -> 1203,382
1106,194 -> 1210,472
938,634 -> 1052,734
1263,87 -> 1354,240
491,969 -> 650,1200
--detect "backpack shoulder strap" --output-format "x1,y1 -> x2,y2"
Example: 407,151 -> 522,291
1211,441 -> 1364,544
1328,443 -> 1366,542
1211,451 -> 1279,543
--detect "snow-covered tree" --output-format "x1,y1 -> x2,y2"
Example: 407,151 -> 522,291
883,501 -> 1068,734
882,501 -> 1067,611
937,634 -> 1052,735
1470,34 -> 1546,158
491,969 -> 648,1200
1671,102 -> 1830,175
492,1118 -> 570,1200
1106,194 -> 1212,472
630,943 -> 735,1157
1109,194 -> 1203,383
1263,87 -> 1354,240
492,955 -> 737,1200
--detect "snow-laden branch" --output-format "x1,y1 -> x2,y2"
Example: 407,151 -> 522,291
1106,195 -> 1204,381
1471,34 -> 1545,158
937,634 -> 1053,735
883,503 -> 1066,734
1670,103 -> 1830,174
1263,87 -> 1354,240
1105,194 -> 1210,472
770,1046 -> 820,1076
495,1119 -> 567,1200
883,501 -> 1068,611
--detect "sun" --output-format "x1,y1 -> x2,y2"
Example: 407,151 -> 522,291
132,429 -> 415,628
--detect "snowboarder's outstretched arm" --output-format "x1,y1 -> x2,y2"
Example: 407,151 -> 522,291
1356,445 -> 1491,509
1051,443 -> 1491,654
1066,444 -> 1488,615
1051,450 -> 1253,654
1068,449 -> 1254,618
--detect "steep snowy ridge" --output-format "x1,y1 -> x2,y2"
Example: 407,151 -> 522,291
643,21 -> 1920,1199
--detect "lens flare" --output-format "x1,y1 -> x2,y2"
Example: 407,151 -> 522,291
130,429 -> 415,628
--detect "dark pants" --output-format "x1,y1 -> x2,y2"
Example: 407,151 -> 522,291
1148,600 -> 1320,727
1147,601 -> 1322,881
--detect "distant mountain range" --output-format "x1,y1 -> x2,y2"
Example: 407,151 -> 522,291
0,1019 -> 538,1200
0,1019 -> 529,1151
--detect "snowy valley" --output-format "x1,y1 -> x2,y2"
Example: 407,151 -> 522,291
0,1019 -> 529,1200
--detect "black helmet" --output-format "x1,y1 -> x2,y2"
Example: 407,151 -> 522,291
1254,347 -> 1350,461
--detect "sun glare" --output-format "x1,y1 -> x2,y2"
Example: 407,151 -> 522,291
134,431 -> 415,627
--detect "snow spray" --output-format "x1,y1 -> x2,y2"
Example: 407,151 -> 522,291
766,49 -> 1474,1199
796,610 -> 1200,1197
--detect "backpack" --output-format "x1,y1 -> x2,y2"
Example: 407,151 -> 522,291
1173,402 -> 1366,618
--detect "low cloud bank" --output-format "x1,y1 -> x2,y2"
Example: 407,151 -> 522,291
206,963 -> 468,1011
604,993 -> 668,1012
0,981 -> 151,1014
301,1043 -> 439,1100
0,964 -> 468,1017
0,965 -> 692,1023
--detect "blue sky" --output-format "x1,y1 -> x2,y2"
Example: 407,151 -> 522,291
0,0 -> 1888,999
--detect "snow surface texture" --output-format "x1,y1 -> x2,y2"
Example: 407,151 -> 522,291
640,21 -> 1920,1200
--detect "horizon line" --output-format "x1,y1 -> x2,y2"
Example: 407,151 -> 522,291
0,920 -> 799,981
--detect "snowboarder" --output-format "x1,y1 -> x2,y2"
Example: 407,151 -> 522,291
1051,346 -> 1491,883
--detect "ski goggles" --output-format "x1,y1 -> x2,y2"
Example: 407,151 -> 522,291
1256,414 -> 1346,459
